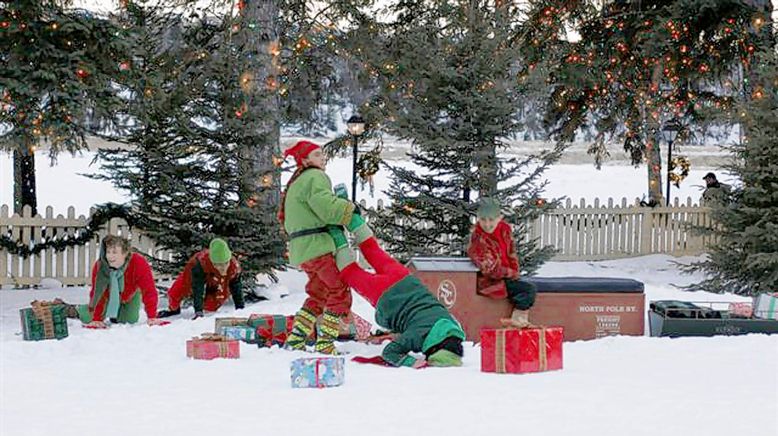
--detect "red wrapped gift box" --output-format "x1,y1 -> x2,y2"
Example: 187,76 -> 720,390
249,314 -> 295,347
728,302 -> 753,318
480,327 -> 564,374
352,313 -> 373,341
186,333 -> 240,360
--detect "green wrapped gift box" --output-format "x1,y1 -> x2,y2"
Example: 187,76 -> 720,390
20,302 -> 69,341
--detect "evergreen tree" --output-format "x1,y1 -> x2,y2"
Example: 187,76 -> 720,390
0,0 -> 130,214
93,1 -> 285,285
348,1 -> 560,271
94,1 -> 371,285
522,0 -> 771,205
687,45 -> 777,296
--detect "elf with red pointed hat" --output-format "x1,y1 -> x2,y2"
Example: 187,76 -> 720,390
279,140 -> 356,354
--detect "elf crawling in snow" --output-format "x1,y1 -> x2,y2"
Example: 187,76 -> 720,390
157,238 -> 244,319
65,235 -> 164,328
327,214 -> 466,368
279,140 -> 356,354
467,198 -> 537,327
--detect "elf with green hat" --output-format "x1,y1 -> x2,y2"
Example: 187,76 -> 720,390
467,197 -> 537,328
157,238 -> 244,320
327,218 -> 465,368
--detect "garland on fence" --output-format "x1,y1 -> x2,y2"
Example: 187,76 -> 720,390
0,203 -> 145,258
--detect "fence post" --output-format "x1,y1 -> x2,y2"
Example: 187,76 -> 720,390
639,206 -> 653,256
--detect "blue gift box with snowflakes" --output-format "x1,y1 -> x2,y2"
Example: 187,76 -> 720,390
218,325 -> 257,343
290,357 -> 345,388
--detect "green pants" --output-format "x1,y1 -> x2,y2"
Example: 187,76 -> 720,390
77,292 -> 142,324
505,279 -> 537,311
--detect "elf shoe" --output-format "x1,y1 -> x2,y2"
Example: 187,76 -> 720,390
314,311 -> 341,355
286,307 -> 317,351
500,309 -> 531,329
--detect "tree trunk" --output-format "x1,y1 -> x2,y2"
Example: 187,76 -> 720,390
237,0 -> 282,210
476,141 -> 498,196
13,147 -> 37,215
646,64 -> 664,206
646,130 -> 663,206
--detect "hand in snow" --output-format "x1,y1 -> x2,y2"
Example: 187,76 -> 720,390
147,318 -> 170,327
192,311 -> 204,320
84,321 -> 108,329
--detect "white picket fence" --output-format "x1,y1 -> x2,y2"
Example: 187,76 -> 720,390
526,197 -> 715,261
1,197 -> 715,287
1,205 -> 175,287
364,196 -> 716,261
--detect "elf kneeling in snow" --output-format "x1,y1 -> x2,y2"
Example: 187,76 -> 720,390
157,238 -> 244,320
328,218 -> 465,368
65,235 -> 164,328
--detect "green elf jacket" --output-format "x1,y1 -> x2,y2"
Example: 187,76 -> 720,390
284,168 -> 355,266
375,275 -> 466,367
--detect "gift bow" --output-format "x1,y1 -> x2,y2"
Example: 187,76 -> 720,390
30,299 -> 62,339
255,316 -> 293,346
196,333 -> 229,341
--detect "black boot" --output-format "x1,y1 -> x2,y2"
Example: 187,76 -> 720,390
157,308 -> 181,318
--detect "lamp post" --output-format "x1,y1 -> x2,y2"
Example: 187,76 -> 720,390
661,119 -> 681,206
346,115 -> 366,203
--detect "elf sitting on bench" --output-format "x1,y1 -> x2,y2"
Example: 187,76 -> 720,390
467,198 -> 537,328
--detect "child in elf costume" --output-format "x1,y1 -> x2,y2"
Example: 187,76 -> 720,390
157,238 -> 244,319
66,235 -> 164,328
327,219 -> 465,368
279,140 -> 357,354
467,198 -> 537,327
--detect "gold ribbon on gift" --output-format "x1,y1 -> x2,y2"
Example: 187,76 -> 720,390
495,329 -> 506,373
30,300 -> 58,339
538,327 -> 547,372
197,332 -> 229,341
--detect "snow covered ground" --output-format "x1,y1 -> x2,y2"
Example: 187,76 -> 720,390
1,255 -> 776,436
1,143 -> 775,436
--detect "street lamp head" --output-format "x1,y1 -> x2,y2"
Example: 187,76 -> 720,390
347,115 -> 366,137
661,119 -> 681,143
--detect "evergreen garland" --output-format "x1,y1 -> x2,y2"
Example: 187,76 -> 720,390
0,203 -> 143,257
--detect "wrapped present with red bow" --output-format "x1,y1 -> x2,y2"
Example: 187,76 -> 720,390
186,333 -> 240,360
480,326 -> 563,374
248,314 -> 294,348
728,302 -> 753,318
